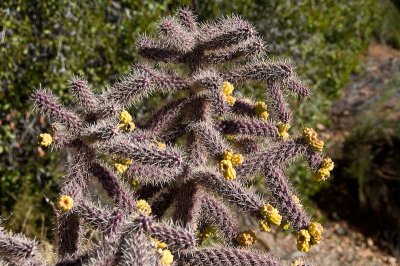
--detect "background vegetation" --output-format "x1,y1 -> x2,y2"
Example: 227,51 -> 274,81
0,0 -> 397,243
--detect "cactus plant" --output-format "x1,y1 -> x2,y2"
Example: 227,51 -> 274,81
0,7 -> 333,265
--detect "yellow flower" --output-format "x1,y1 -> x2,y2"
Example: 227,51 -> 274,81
37,133 -> 53,147
321,157 -> 334,171
231,153 -> 244,167
297,240 -> 310,253
160,249 -> 174,266
223,164 -> 236,180
118,121 -> 136,132
260,204 -> 282,226
57,195 -> 74,212
308,222 -> 323,245
114,163 -> 128,174
259,220 -> 271,232
155,240 -> 168,250
120,110 -> 132,124
156,142 -> 167,150
135,199 -> 152,216
277,122 -> 290,140
226,95 -> 236,106
223,149 -> 234,161
281,221 -> 290,230
219,159 -> 233,172
259,111 -> 269,120
297,229 -> 311,252
313,168 -> 330,182
237,230 -> 257,247
303,127 -> 324,152
222,81 -> 234,96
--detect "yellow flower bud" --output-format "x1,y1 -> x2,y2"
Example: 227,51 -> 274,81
303,127 -> 324,152
57,195 -> 74,212
277,122 -> 290,140
260,204 -> 282,226
223,164 -> 236,180
321,157 -> 334,171
118,121 -> 136,132
135,199 -> 152,216
237,230 -> 257,247
219,159 -> 233,172
130,178 -> 140,187
259,220 -> 271,232
308,222 -> 323,244
259,111 -> 270,120
297,229 -> 311,243
222,81 -> 234,96
160,249 -> 174,266
156,142 -> 167,150
297,240 -> 310,253
37,133 -> 53,147
120,110 -> 132,124
114,163 -> 128,174
223,149 -> 233,161
313,168 -> 330,181
231,153 -> 244,167
226,95 -> 236,106
281,221 -> 290,230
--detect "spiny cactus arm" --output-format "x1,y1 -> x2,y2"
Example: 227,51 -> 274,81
193,70 -> 227,116
158,16 -> 196,53
197,15 -> 255,51
80,119 -> 119,144
236,138 -> 324,182
151,188 -> 176,218
217,118 -> 278,138
282,76 -> 310,99
89,163 -> 136,212
83,245 -> 117,266
231,98 -> 257,116
55,252 -> 90,266
193,169 -> 264,217
227,135 -> 261,154
127,162 -> 180,186
176,7 -> 198,32
136,35 -> 186,63
188,121 -> 232,158
172,184 -> 202,230
177,247 -> 280,266
116,231 -> 156,266
135,184 -> 163,200
222,59 -> 292,84
56,213 -> 81,257
31,89 -> 82,130
142,98 -> 187,133
0,230 -> 41,262
264,166 -> 310,231
150,222 -> 196,252
101,137 -> 184,168
186,131 -> 209,166
266,81 -> 292,124
200,194 -> 239,243
202,36 -> 265,64
68,76 -> 98,111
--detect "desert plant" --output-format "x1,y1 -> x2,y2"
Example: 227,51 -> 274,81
1,8 -> 333,265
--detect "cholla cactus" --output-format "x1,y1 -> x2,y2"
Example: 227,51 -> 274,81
0,7 -> 334,265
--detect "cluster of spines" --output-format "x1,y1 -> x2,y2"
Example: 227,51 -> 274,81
0,6 -> 337,265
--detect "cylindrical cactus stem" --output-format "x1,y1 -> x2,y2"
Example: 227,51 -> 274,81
136,35 -> 185,63
0,230 -> 40,261
172,183 -> 202,230
217,118 -> 278,138
69,76 -> 98,111
200,195 -> 239,243
31,89 -> 82,130
177,247 -> 280,266
56,213 -> 81,256
89,163 -> 136,212
150,222 -> 195,252
103,137 -> 184,168
158,16 -> 195,52
223,59 -> 293,83
80,120 -> 118,144
230,135 -> 261,154
266,81 -> 292,124
116,231 -> 156,266
127,162 -> 180,186
151,188 -> 176,218
176,7 -> 198,32
264,166 -> 310,231
75,201 -> 110,234
193,169 -> 264,217
282,76 -> 310,98
197,16 -> 255,51
202,36 -> 265,64
189,121 -> 231,158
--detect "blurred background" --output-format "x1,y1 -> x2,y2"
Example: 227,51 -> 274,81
0,0 -> 399,264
